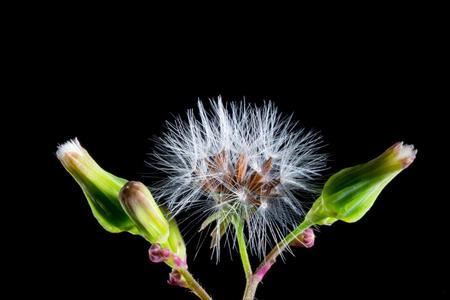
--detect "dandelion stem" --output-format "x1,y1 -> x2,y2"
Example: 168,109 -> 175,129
242,219 -> 313,300
178,268 -> 213,300
235,220 -> 252,279
242,275 -> 259,300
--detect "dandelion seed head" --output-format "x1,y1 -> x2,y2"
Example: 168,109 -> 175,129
150,97 -> 327,258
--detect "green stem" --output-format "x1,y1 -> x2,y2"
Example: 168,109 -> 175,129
241,219 -> 313,300
235,220 -> 252,279
178,268 -> 213,300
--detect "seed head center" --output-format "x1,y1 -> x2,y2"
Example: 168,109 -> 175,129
196,150 -> 281,206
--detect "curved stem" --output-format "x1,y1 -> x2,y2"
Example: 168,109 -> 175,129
235,220 -> 252,279
242,219 -> 313,300
178,268 -> 213,300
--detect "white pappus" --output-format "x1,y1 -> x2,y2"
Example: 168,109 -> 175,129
150,97 -> 327,259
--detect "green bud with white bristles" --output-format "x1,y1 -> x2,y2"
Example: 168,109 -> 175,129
56,138 -> 137,233
306,142 -> 417,225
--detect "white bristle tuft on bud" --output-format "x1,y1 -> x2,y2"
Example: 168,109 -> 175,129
56,138 -> 83,159
150,97 -> 327,258
395,142 -> 417,168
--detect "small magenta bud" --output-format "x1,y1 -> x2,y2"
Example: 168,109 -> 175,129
149,244 -> 163,263
291,228 -> 315,248
168,270 -> 187,288
160,248 -> 171,260
173,255 -> 187,268
149,244 -> 161,254
148,244 -> 171,263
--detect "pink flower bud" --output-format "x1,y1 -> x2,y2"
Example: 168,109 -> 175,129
160,248 -> 171,260
148,244 -> 171,263
173,254 -> 187,268
291,228 -> 315,248
167,270 -> 187,287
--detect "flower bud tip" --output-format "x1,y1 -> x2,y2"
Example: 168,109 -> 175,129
119,181 -> 170,243
56,138 -> 83,160
119,181 -> 147,203
394,142 -> 417,168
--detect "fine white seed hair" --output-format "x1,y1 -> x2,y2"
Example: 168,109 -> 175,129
149,97 -> 327,258
56,138 -> 83,159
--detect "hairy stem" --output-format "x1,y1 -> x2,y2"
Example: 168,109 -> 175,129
263,219 -> 312,264
235,220 -> 253,279
242,275 -> 260,300
242,219 -> 313,300
178,268 -> 213,300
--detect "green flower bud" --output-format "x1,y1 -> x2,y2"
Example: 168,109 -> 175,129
306,142 -> 417,225
119,181 -> 170,244
57,138 -> 137,233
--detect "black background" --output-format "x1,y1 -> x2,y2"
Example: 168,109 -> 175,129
15,10 -> 447,300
